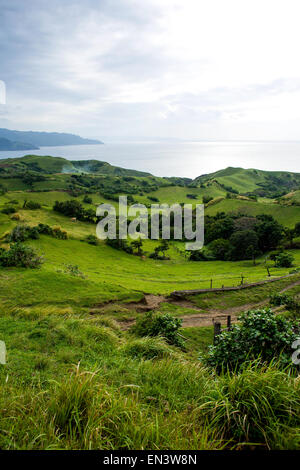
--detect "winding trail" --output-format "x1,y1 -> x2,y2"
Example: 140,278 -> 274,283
91,280 -> 300,330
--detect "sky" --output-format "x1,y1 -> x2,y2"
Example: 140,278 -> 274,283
1,0 -> 300,141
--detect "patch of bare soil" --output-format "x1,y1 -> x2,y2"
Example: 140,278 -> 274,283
93,280 -> 300,329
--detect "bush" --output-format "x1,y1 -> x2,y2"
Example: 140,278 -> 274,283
83,195 -> 92,204
131,312 -> 184,348
202,195 -> 213,204
1,206 -> 16,215
24,200 -> 41,210
0,243 -> 43,268
275,252 -> 294,268
204,308 -> 298,371
8,224 -> 40,242
52,226 -> 68,240
270,293 -> 300,317
85,235 -> 98,245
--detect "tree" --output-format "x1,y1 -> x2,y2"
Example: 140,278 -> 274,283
284,228 -> 295,248
209,238 -> 231,260
255,217 -> 284,252
294,222 -> 300,236
131,239 -> 144,256
228,230 -> 260,261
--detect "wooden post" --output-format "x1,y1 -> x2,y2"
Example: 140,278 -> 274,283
227,315 -> 231,331
210,279 -> 213,289
214,321 -> 222,344
241,275 -> 244,285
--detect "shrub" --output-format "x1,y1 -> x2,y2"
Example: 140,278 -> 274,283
85,235 -> 98,245
24,200 -> 41,210
204,308 -> 298,371
10,213 -> 21,221
63,264 -> 85,278
1,206 -> 16,215
270,293 -> 300,317
8,224 -> 40,242
0,243 -> 43,268
202,195 -> 213,204
83,195 -> 92,204
52,226 -> 68,240
131,312 -> 184,348
275,252 -> 294,268
36,223 -> 54,235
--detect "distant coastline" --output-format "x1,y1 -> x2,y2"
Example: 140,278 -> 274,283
0,128 -> 103,151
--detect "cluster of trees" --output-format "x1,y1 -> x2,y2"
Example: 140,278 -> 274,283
53,200 -> 95,223
7,223 -> 67,242
191,212 -> 297,263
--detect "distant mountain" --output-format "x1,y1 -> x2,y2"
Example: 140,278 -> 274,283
0,128 -> 103,147
0,137 -> 39,151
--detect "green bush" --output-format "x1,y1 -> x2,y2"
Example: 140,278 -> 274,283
204,308 -> 298,371
8,224 -> 40,242
0,243 -> 43,268
1,206 -> 16,215
24,200 -> 41,210
131,312 -> 184,348
270,293 -> 300,317
275,252 -> 294,268
85,235 -> 98,245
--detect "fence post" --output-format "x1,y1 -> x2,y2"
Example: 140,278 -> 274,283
213,321 -> 222,344
210,279 -> 213,289
227,315 -> 231,331
241,275 -> 245,285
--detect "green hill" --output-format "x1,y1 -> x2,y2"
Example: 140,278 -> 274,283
193,167 -> 300,197
0,154 -> 151,177
0,154 -> 299,450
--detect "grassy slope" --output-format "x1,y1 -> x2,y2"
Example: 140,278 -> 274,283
0,160 -> 300,449
205,197 -> 300,227
194,167 -> 300,193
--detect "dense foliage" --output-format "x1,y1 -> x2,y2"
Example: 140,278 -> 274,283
131,312 -> 184,347
0,242 -> 43,268
204,308 -> 299,371
53,200 -> 96,223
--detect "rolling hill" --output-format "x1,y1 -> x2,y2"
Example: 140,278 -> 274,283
193,166 -> 300,197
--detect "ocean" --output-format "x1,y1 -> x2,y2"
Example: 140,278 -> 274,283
0,141 -> 299,178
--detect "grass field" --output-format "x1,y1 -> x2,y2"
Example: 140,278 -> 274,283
0,159 -> 300,450
205,197 -> 300,227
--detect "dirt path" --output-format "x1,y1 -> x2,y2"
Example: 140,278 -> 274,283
92,280 -> 300,329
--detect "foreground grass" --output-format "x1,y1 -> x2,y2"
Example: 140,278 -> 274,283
0,311 -> 299,450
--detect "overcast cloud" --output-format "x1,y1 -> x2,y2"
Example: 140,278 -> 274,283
1,0 -> 300,140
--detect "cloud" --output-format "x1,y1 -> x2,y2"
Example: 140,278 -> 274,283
1,0 -> 300,140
